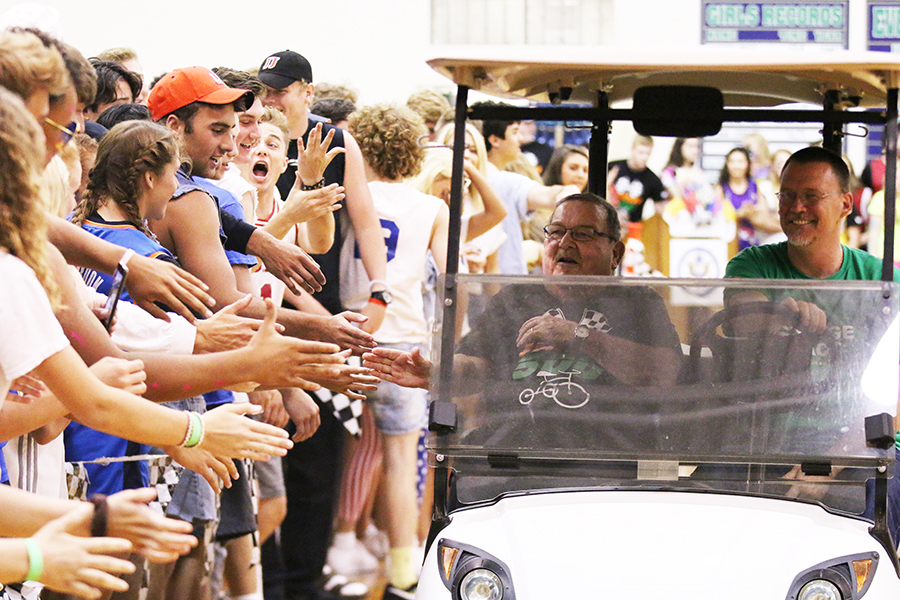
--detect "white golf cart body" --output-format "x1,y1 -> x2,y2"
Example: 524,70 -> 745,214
418,50 -> 900,600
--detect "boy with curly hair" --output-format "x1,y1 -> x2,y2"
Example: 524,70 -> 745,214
342,103 -> 449,599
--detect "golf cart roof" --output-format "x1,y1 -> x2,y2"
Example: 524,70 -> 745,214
427,47 -> 900,107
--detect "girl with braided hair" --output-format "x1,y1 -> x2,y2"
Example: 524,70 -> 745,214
71,120 -> 181,300
66,121 -> 186,501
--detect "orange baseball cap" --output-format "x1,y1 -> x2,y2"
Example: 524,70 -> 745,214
148,66 -> 253,121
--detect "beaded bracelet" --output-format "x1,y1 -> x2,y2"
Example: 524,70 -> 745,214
300,178 -> 325,191
24,538 -> 42,582
179,411 -> 194,447
185,412 -> 204,448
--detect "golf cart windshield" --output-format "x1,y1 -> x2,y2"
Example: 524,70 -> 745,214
428,275 -> 899,516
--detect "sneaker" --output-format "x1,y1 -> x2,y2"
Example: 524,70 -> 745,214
363,524 -> 389,559
327,537 -> 380,575
382,583 -> 417,600
322,573 -> 369,599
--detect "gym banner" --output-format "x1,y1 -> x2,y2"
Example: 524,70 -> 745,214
701,1 -> 848,47
869,2 -> 900,52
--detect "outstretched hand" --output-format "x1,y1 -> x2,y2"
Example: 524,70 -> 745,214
166,445 -> 238,493
105,488 -> 197,562
295,123 -> 345,186
327,311 -> 377,355
248,298 -> 345,390
362,347 -> 431,390
126,254 -> 215,323
254,231 -> 326,295
303,349 -> 380,400
32,503 -> 135,599
194,294 -> 273,354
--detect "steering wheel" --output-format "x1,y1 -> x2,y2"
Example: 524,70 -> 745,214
688,300 -> 830,383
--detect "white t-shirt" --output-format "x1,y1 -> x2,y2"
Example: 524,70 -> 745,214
249,190 -> 293,307
0,251 -> 69,397
486,163 -> 538,275
341,181 -> 444,344
69,267 -> 196,355
0,252 -> 69,499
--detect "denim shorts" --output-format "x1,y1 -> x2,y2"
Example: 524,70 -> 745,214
153,396 -> 217,524
368,342 -> 428,435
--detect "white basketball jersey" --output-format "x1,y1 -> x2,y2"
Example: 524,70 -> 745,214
340,181 -> 443,344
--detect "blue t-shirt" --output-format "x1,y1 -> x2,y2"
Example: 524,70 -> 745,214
0,441 -> 7,484
68,215 -> 174,495
78,216 -> 178,301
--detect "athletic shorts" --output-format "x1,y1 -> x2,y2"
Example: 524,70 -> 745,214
215,458 -> 256,542
254,454 -> 285,499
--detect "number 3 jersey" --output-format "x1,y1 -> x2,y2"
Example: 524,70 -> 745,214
340,181 -> 445,344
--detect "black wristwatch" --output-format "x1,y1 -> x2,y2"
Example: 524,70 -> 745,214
369,290 -> 393,306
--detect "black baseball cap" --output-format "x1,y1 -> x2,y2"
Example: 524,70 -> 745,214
258,50 -> 313,89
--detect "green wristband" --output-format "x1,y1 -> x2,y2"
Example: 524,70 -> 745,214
24,538 -> 42,582
185,412 -> 204,448
895,430 -> 900,451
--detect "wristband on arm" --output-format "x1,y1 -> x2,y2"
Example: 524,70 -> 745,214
89,494 -> 108,537
24,538 -> 42,582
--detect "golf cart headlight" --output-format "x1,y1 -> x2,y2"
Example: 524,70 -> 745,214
798,579 -> 842,600
460,568 -> 503,600
437,539 -> 516,599
786,552 -> 878,600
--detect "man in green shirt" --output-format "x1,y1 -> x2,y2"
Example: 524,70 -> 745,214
725,146 -> 900,545
726,146 -> 899,330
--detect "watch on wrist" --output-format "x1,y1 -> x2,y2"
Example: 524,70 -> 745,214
369,290 -> 393,306
574,324 -> 590,339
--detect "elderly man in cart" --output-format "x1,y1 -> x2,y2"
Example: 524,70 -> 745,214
363,192 -> 683,403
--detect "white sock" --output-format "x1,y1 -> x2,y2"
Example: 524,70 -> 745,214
228,594 -> 263,600
333,530 -> 357,550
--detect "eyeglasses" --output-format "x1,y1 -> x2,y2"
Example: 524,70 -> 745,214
775,191 -> 833,206
543,224 -> 618,243
44,117 -> 76,147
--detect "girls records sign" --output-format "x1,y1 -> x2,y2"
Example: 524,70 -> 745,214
669,238 -> 727,307
701,0 -> 848,48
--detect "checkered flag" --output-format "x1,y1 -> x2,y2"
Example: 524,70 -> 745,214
146,456 -> 183,516
544,308 -> 565,319
580,309 -> 611,333
65,462 -> 90,501
313,388 -> 364,437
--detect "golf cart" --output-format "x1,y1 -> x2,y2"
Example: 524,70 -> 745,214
417,48 -> 900,600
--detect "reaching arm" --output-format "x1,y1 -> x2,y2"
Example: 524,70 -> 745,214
362,347 -> 489,396
0,485 -> 196,568
264,184 -> 344,252
341,132 -> 388,288
154,191 -> 374,352
464,162 -> 507,241
49,216 -> 214,322
526,183 -> 582,211
430,203 -> 450,275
